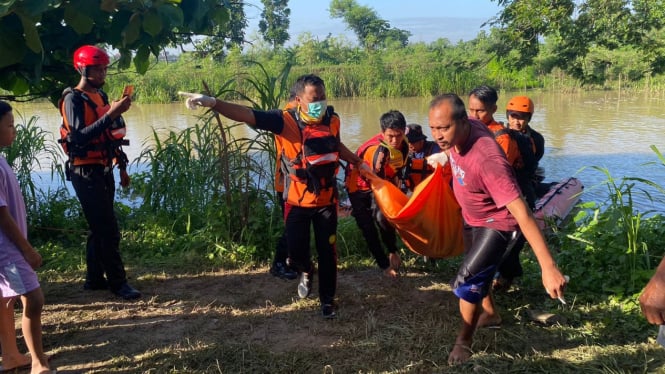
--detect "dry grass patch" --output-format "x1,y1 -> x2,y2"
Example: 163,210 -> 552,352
12,265 -> 663,373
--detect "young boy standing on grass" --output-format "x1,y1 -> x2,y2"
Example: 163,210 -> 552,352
0,101 -> 53,374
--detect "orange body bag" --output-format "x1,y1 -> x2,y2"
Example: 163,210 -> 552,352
369,165 -> 464,259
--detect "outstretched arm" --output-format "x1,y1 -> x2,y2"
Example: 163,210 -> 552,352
179,92 -> 256,125
339,142 -> 374,178
338,142 -> 362,167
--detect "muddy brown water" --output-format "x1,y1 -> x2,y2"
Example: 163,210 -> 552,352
12,90 -> 665,213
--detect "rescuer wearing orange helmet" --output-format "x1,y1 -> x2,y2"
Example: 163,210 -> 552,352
493,95 -> 547,292
59,45 -> 140,300
506,95 -> 544,162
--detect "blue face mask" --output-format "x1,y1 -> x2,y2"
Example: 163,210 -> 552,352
300,100 -> 327,122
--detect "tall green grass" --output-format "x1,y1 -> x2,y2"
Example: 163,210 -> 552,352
125,62 -> 294,266
108,47 -> 550,104
550,146 -> 665,299
1,113 -> 64,210
130,118 -> 280,265
0,111 -> 86,246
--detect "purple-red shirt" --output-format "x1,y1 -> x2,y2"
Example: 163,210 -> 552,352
0,156 -> 27,265
449,119 -> 521,231
0,156 -> 40,297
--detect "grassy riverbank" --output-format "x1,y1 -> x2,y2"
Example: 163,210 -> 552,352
4,58 -> 665,372
35,246 -> 665,373
8,145 -> 665,374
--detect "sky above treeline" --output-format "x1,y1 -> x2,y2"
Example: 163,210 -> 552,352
243,0 -> 503,45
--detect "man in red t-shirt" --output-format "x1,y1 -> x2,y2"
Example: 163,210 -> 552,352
428,93 -> 567,365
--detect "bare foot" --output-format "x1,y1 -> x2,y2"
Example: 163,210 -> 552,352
389,253 -> 401,271
30,356 -> 52,374
477,312 -> 502,328
448,342 -> 473,365
0,354 -> 31,371
383,267 -> 399,278
31,368 -> 54,374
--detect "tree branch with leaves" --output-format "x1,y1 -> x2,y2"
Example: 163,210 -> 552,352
0,0 -> 232,105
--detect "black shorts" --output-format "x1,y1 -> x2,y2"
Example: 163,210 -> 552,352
451,226 -> 519,303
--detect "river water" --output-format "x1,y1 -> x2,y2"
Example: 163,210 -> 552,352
11,90 -> 665,214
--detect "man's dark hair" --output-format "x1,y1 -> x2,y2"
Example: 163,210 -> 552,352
0,100 -> 11,118
429,94 -> 468,123
293,74 -> 325,96
380,110 -> 407,131
469,85 -> 498,105
288,85 -> 297,101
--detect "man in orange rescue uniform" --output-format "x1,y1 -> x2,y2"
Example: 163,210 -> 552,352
401,123 -> 442,193
179,75 -> 369,318
467,86 -> 520,167
347,110 -> 409,278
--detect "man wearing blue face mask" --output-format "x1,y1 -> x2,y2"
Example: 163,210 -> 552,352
179,74 -> 371,319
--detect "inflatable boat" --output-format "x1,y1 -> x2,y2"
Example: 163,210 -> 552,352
533,177 -> 584,230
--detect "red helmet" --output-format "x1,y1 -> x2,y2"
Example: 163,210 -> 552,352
506,96 -> 534,114
73,45 -> 109,71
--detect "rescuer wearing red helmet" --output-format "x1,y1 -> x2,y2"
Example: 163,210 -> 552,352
58,45 -> 140,300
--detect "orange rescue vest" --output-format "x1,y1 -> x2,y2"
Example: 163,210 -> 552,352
402,141 -> 439,191
58,88 -> 128,166
493,127 -> 537,176
345,134 -> 408,194
487,120 -> 520,166
279,107 -> 341,207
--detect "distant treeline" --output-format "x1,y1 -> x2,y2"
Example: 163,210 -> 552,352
108,33 -> 665,104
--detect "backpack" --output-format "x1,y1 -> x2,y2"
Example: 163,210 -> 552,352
282,107 -> 339,198
493,128 -> 538,177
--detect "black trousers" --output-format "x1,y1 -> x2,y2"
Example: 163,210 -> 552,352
348,190 -> 397,270
70,164 -> 127,289
273,193 -> 289,265
284,204 -> 337,305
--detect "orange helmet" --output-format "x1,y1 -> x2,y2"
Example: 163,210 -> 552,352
73,45 -> 109,73
506,96 -> 534,114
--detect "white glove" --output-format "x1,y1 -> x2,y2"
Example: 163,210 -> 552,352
426,152 -> 449,168
178,91 -> 216,109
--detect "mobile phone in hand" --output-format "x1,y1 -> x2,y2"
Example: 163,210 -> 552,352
122,85 -> 134,98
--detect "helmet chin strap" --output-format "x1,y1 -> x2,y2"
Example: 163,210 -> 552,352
85,77 -> 103,89
79,69 -> 103,89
